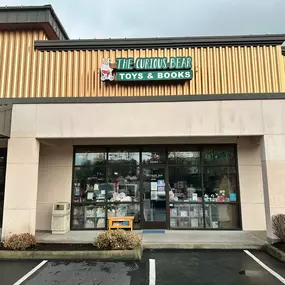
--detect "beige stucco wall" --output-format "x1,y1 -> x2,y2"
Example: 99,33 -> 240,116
237,137 -> 266,230
25,101 -> 264,138
36,143 -> 73,231
4,99 -> 285,238
2,138 -> 40,237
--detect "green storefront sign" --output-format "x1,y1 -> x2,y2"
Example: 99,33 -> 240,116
100,56 -> 193,82
116,70 -> 193,81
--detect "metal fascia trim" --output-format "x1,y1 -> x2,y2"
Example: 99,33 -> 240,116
34,34 -> 285,51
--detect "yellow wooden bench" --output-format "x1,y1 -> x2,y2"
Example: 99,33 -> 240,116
108,216 -> 134,231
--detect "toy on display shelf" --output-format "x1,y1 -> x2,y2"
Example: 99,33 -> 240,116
169,190 -> 175,201
209,193 -> 219,202
108,202 -> 122,217
85,183 -> 95,201
96,207 -> 105,218
85,207 -> 96,218
110,191 -> 132,202
74,183 -> 82,202
97,218 -> 105,228
217,190 -> 226,202
85,219 -> 95,229
186,184 -> 196,198
119,192 -> 132,202
112,192 -> 121,202
204,194 -> 209,202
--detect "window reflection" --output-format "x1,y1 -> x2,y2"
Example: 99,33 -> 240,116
203,166 -> 237,202
169,166 -> 202,202
73,167 -> 106,202
204,204 -> 238,229
75,152 -> 106,166
107,167 -> 140,202
142,151 -> 165,164
168,150 -> 200,165
108,151 -> 139,165
203,146 -> 235,166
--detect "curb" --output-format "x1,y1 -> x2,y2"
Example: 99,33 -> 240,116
143,243 -> 263,250
0,246 -> 143,261
262,244 -> 285,262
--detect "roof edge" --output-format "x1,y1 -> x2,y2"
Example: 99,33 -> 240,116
0,5 -> 69,40
44,5 -> 69,40
282,43 -> 285,55
34,34 -> 285,51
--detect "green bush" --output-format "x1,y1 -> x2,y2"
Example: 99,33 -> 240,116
272,214 -> 285,243
93,230 -> 141,250
3,233 -> 36,250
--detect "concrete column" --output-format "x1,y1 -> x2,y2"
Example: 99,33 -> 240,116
1,138 -> 40,238
260,135 -> 285,243
237,137 -> 266,231
1,104 -> 39,239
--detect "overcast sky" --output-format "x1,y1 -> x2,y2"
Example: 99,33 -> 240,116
1,0 -> 284,39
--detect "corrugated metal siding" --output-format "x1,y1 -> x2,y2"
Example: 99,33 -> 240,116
0,30 -> 47,98
0,34 -> 284,97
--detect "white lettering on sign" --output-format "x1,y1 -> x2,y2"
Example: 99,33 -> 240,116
118,73 -> 125,80
185,71 -> 192,78
177,71 -> 184,78
169,58 -> 176,69
164,72 -> 170,79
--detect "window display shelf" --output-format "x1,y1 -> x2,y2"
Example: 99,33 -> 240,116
72,205 -> 106,229
170,204 -> 204,228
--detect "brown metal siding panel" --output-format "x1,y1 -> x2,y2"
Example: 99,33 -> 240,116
0,30 -> 47,98
277,46 -> 285,92
0,37 -> 284,97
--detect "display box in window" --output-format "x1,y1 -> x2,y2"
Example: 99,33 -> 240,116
170,208 -> 178,217
85,219 -> 96,228
170,218 -> 178,228
85,207 -> 96,218
190,218 -> 199,227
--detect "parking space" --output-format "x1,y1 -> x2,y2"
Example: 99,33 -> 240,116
0,260 -> 40,285
145,249 -> 285,285
1,250 -> 285,285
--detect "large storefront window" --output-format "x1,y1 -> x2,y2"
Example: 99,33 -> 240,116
71,145 -> 241,230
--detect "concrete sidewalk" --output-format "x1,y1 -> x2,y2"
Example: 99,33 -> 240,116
36,230 -> 266,249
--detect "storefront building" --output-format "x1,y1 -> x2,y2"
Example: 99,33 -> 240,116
0,5 -> 285,242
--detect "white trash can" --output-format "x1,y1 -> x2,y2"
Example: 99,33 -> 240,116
51,202 -> 70,234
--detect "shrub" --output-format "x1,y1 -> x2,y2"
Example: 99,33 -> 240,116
272,214 -> 285,243
3,233 -> 36,250
93,230 -> 141,250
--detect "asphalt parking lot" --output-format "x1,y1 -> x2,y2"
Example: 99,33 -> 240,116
1,250 -> 285,285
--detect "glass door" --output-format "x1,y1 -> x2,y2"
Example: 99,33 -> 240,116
141,166 -> 167,229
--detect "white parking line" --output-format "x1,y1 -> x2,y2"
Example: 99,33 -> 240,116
149,259 -> 156,285
244,250 -> 285,284
13,260 -> 48,285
